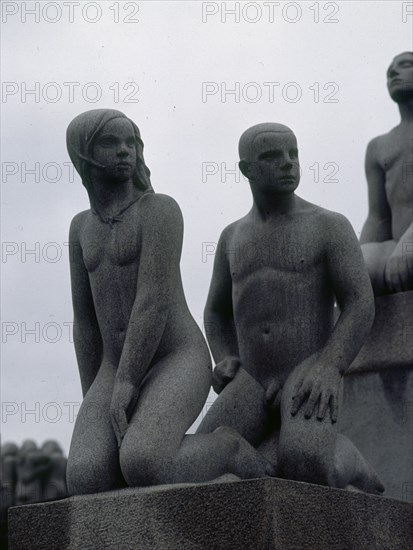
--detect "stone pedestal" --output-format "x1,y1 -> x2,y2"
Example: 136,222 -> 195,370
340,291 -> 413,501
8,478 -> 413,550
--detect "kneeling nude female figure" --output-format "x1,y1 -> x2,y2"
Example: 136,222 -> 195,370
66,109 -> 272,494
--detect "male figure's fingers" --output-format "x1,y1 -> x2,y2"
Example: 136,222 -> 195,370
292,377 -> 304,398
265,380 -> 281,403
304,389 -> 319,419
330,395 -> 339,423
291,390 -> 307,416
317,394 -> 329,421
265,381 -> 282,412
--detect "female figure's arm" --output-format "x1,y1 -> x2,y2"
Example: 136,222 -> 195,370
69,213 -> 103,397
110,194 -> 183,446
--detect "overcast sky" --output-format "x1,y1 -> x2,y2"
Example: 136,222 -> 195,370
1,1 -> 411,454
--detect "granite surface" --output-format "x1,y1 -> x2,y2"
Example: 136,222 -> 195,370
9,477 -> 413,550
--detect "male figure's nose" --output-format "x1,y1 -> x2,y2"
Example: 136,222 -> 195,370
281,155 -> 293,169
389,67 -> 398,78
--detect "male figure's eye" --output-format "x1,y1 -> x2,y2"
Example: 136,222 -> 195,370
290,149 -> 298,159
259,151 -> 280,161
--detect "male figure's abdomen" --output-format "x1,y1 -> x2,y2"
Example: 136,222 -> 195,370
233,271 -> 334,389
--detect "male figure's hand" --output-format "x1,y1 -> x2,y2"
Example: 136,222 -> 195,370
212,356 -> 241,394
110,379 -> 139,448
291,362 -> 342,422
264,380 -> 282,413
384,239 -> 413,293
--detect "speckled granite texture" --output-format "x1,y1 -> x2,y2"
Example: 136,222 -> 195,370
9,477 -> 413,550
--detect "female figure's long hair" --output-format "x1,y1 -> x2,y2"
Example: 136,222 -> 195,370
66,109 -> 154,199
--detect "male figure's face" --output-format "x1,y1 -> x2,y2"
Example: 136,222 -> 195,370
387,52 -> 413,103
241,131 -> 300,194
91,118 -> 137,183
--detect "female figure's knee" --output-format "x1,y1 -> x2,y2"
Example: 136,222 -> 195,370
120,442 -> 170,487
66,454 -> 117,495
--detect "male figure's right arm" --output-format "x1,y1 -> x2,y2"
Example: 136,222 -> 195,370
204,227 -> 240,393
69,214 -> 103,397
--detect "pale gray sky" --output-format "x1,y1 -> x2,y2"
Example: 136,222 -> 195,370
1,0 -> 411,453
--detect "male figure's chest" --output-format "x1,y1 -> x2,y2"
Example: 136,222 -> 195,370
228,220 -> 323,283
380,130 -> 413,204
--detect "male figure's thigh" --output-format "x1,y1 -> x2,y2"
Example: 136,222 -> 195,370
278,359 -> 338,483
197,367 -> 268,447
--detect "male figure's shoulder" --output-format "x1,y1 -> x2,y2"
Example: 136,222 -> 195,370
298,200 -> 355,245
366,125 -> 400,163
294,197 -> 345,225
218,214 -> 250,243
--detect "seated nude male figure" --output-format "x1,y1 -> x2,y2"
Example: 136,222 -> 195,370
197,123 -> 384,493
361,51 -> 413,295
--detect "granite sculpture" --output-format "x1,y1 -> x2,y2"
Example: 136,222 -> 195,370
197,123 -> 384,493
66,109 -> 274,495
360,51 -> 413,295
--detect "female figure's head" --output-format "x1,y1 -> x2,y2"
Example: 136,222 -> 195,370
66,109 -> 153,201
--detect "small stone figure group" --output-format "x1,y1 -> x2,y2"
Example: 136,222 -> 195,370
1,440 -> 68,547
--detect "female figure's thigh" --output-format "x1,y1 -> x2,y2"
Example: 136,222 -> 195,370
120,347 -> 211,485
67,363 -> 122,494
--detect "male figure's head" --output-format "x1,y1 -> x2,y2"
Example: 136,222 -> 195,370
387,51 -> 413,103
239,123 -> 300,196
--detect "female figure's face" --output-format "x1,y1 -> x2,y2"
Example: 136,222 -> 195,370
91,118 -> 137,184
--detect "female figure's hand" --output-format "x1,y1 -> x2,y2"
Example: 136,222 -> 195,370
110,380 -> 139,448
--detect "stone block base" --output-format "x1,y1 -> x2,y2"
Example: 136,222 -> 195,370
9,478 -> 413,550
